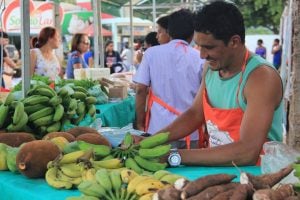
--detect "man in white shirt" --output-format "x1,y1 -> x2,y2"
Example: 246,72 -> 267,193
133,9 -> 205,149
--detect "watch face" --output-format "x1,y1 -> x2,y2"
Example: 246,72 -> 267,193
168,153 -> 181,167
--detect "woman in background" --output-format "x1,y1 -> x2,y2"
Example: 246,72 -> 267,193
66,33 -> 90,79
255,39 -> 267,59
104,40 -> 123,74
30,27 -> 61,80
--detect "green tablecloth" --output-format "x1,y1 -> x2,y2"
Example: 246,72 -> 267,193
95,96 -> 136,128
0,166 -> 260,200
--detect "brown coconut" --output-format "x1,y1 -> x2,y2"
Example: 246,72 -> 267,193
0,132 -> 36,147
66,126 -> 99,137
16,140 -> 61,178
76,133 -> 111,147
42,131 -> 76,142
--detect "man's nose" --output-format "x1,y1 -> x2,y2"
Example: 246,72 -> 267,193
200,49 -> 208,59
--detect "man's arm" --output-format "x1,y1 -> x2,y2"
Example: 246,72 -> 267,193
135,83 -> 148,131
178,66 -> 282,166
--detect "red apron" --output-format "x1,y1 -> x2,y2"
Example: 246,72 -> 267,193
144,41 -> 206,149
145,89 -> 207,149
203,50 -> 261,165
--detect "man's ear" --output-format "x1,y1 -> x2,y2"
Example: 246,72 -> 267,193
229,35 -> 242,48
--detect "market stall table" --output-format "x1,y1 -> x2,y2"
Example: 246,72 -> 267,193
95,96 -> 135,128
0,166 -> 260,200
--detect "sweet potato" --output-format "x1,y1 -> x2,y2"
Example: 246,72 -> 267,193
153,186 -> 181,200
284,196 -> 300,200
230,183 -> 253,200
186,182 -> 238,200
211,189 -> 235,200
181,174 -> 237,199
246,165 -> 293,190
253,184 -> 294,200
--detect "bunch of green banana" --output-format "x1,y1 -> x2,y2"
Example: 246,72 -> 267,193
111,132 -> 171,174
69,168 -> 168,200
1,83 -> 98,138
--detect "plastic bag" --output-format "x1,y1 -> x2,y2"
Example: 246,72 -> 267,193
99,123 -> 144,147
88,85 -> 108,104
261,141 -> 299,174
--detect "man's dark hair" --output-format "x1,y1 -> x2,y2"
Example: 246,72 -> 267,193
144,32 -> 159,47
0,32 -> 9,38
258,39 -> 263,44
274,38 -> 280,43
156,15 -> 169,30
194,1 -> 245,45
168,9 -> 194,41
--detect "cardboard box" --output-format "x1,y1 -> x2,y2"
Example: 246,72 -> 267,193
100,78 -> 128,99
108,85 -> 128,99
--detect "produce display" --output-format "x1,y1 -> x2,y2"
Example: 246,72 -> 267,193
111,132 -> 171,173
153,165 -> 297,200
66,169 -> 186,200
0,129 -> 300,200
0,83 -> 97,138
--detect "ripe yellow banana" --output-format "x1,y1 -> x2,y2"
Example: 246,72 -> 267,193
45,167 -> 73,189
82,168 -> 96,181
120,169 -> 138,183
56,168 -> 82,186
127,175 -> 152,194
135,178 -> 166,196
92,158 -> 123,169
139,192 -> 154,200
60,163 -> 82,178
59,150 -> 86,164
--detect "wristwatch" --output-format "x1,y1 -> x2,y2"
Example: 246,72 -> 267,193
168,148 -> 181,167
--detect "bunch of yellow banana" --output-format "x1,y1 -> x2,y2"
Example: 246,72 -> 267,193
68,168 -> 169,200
46,150 -> 88,189
111,132 -> 171,174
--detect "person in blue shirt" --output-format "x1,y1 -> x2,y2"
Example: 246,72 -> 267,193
66,33 -> 90,79
271,38 -> 282,70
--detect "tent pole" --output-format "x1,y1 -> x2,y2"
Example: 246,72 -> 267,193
21,0 -> 31,97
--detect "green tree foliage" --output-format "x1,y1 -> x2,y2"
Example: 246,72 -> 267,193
235,0 -> 286,33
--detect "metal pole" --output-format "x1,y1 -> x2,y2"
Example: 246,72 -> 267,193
53,0 -> 63,63
93,0 -> 100,67
21,0 -> 31,97
152,0 -> 156,31
129,0 -> 134,71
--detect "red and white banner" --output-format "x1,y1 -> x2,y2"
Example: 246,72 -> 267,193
76,0 -> 92,11
2,0 -> 64,34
